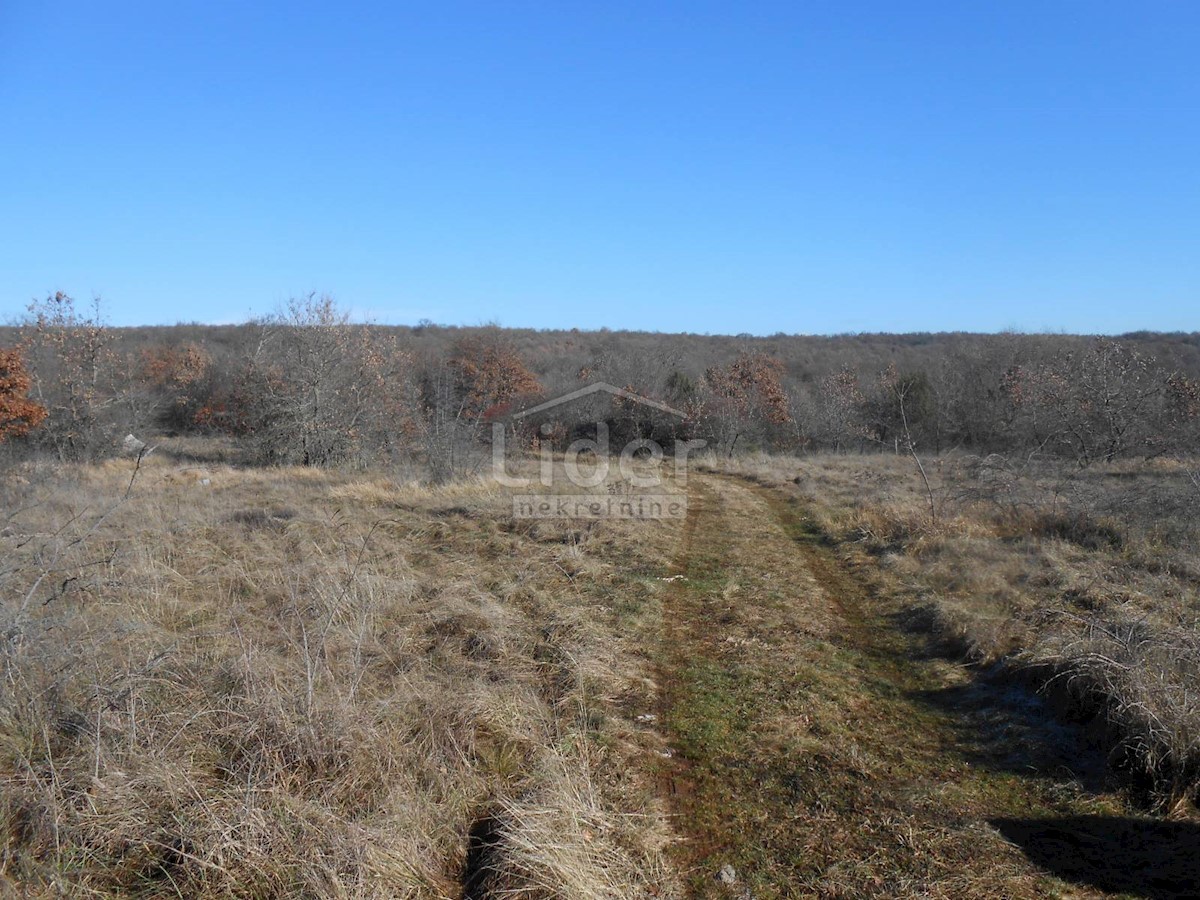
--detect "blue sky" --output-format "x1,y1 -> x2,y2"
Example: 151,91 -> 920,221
1,2 -> 1197,334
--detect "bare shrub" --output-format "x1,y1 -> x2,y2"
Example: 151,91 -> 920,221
194,295 -> 411,468
809,366 -> 868,453
19,293 -> 121,461
1022,339 -> 1166,466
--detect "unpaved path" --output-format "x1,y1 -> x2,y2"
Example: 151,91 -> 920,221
657,473 -> 1192,899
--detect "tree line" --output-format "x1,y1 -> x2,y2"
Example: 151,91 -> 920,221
1,293 -> 1198,472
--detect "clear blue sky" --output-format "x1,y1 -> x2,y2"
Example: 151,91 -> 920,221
1,2 -> 1197,334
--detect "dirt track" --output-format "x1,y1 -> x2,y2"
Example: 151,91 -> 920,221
656,473 -> 1194,899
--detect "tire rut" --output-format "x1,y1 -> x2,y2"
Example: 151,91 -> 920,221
655,472 -> 1122,898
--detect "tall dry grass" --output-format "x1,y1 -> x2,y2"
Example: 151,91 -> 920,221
1,448 -> 682,897
712,450 -> 1200,809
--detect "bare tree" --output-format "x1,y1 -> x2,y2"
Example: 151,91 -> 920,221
240,295 -> 403,467
20,293 -> 120,461
879,364 -> 938,526
1030,339 -> 1163,466
811,366 -> 868,453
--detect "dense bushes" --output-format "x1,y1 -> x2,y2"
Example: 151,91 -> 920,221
3,297 -> 1198,469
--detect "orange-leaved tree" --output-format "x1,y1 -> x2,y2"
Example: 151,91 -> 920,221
416,333 -> 541,482
136,341 -> 213,430
0,348 -> 49,442
450,335 -> 542,423
703,350 -> 791,455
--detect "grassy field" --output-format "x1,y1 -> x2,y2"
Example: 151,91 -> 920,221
0,446 -> 687,897
3,444 -> 1200,897
653,469 -> 1186,898
713,452 -> 1200,812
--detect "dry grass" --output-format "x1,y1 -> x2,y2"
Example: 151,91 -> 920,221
0,445 -> 684,897
651,470 -> 1120,897
710,450 -> 1200,810
13,437 -> 1193,895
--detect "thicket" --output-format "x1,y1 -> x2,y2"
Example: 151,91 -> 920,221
2,295 -> 1198,471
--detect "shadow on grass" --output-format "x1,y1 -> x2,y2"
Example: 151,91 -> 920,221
461,811 -> 503,900
889,602 -> 1115,794
991,816 -> 1200,899
909,677 -> 1111,794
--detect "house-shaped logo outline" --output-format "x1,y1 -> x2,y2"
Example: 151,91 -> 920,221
512,382 -> 686,421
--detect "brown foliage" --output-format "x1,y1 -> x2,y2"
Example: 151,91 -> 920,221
699,351 -> 792,455
450,335 -> 541,422
138,342 -> 211,391
191,366 -> 264,436
135,342 -> 214,430
0,348 -> 48,441
706,351 -> 791,426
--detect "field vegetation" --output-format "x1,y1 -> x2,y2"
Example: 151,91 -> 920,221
3,294 -> 1200,896
715,452 -> 1200,812
1,449 -> 685,896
